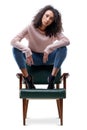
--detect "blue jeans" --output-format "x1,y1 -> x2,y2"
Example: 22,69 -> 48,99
12,47 -> 67,69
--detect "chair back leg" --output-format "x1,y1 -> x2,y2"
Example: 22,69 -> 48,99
23,99 -> 29,125
56,99 -> 63,125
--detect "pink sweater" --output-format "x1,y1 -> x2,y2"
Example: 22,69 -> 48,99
11,23 -> 70,57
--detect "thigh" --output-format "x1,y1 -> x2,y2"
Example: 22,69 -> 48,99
32,51 -> 56,66
12,48 -> 26,68
32,52 -> 44,65
46,50 -> 56,65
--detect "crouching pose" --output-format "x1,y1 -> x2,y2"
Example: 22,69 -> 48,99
11,5 -> 70,89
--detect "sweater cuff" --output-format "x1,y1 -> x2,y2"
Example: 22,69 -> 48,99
24,48 -> 32,58
44,46 -> 53,54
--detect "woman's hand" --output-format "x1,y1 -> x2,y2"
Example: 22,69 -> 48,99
43,52 -> 48,63
26,55 -> 34,66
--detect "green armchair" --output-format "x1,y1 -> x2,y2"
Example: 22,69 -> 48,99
17,65 -> 69,125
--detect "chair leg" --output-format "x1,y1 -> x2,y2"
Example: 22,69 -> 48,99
56,99 -> 63,125
23,99 -> 29,125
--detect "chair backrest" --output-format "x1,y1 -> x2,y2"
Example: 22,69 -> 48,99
26,65 -> 61,84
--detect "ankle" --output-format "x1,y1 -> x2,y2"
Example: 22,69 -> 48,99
48,75 -> 55,83
24,75 -> 32,81
24,75 -> 35,89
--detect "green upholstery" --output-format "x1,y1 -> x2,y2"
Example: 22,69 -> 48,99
26,65 -> 61,84
20,88 -> 66,99
17,65 -> 68,125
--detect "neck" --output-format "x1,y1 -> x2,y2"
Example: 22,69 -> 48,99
39,26 -> 46,31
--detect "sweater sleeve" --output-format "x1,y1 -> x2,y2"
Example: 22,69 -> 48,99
11,26 -> 32,57
44,33 -> 70,54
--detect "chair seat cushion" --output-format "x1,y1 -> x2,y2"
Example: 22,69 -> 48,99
26,65 -> 61,84
20,88 -> 66,99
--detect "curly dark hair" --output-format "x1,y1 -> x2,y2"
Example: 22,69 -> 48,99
32,5 -> 63,37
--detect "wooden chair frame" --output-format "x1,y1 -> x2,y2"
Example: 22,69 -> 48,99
17,72 -> 69,126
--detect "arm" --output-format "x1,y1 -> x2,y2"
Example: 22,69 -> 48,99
44,33 -> 70,54
11,26 -> 32,57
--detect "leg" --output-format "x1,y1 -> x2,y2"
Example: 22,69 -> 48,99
56,99 -> 63,125
12,48 -> 35,89
22,98 -> 29,125
12,48 -> 28,76
47,47 -> 67,89
51,67 -> 59,76
23,98 -> 26,125
52,46 -> 67,76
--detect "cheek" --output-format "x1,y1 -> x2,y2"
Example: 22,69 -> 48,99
41,16 -> 45,22
42,15 -> 46,20
49,20 -> 53,25
41,17 -> 43,24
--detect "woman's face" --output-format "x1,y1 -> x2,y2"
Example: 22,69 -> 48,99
41,10 -> 54,28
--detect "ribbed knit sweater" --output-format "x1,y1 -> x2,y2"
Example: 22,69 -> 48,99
11,22 -> 70,57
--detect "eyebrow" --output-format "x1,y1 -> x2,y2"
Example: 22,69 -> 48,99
45,14 -> 54,19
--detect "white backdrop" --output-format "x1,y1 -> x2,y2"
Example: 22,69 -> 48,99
0,0 -> 87,129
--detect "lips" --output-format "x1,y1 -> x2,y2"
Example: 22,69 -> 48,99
44,22 -> 48,26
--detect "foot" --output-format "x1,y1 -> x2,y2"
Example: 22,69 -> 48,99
47,75 -> 55,89
24,75 -> 36,89
47,82 -> 54,89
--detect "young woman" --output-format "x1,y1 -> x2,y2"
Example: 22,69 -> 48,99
11,5 -> 70,89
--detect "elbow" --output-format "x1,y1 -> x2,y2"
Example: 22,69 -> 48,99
10,39 -> 15,46
65,38 -> 70,46
61,37 -> 70,46
67,40 -> 70,46
10,41 -> 13,46
10,39 -> 18,47
10,41 -> 14,47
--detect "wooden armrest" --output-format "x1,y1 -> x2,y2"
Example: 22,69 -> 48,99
60,73 -> 69,89
16,73 -> 24,89
16,73 -> 23,79
60,73 -> 69,79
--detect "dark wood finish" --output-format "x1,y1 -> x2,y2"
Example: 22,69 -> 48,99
16,73 -> 23,89
23,98 -> 26,125
56,99 -> 63,125
55,73 -> 69,125
60,73 -> 69,89
23,99 -> 29,125
16,72 -> 69,125
56,84 -> 63,125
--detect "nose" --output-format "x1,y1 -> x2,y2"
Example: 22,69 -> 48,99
46,17 -> 50,23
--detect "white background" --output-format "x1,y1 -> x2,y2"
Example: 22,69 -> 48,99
0,0 -> 87,129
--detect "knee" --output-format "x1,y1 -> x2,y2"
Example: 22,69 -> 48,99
12,47 -> 21,55
56,47 -> 67,61
57,46 -> 67,55
60,46 -> 67,53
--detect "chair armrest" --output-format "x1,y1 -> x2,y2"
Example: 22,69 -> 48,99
60,73 -> 69,79
16,73 -> 23,78
60,73 -> 69,89
16,73 -> 23,89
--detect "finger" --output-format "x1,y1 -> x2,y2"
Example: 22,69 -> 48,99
26,59 -> 32,66
43,57 -> 47,63
32,59 -> 34,64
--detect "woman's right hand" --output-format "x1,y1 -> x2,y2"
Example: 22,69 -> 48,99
26,55 -> 34,66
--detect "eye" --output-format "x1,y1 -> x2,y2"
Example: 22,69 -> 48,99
45,14 -> 54,21
45,14 -> 49,17
50,17 -> 54,21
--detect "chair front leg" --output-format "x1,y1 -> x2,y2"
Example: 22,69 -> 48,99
23,98 -> 29,125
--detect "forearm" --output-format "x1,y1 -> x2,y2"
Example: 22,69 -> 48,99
11,41 -> 32,57
44,38 -> 70,54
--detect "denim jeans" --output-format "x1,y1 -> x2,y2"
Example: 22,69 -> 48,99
12,46 -> 67,69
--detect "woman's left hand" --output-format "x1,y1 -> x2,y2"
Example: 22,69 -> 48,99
43,52 -> 48,63
26,55 -> 34,66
